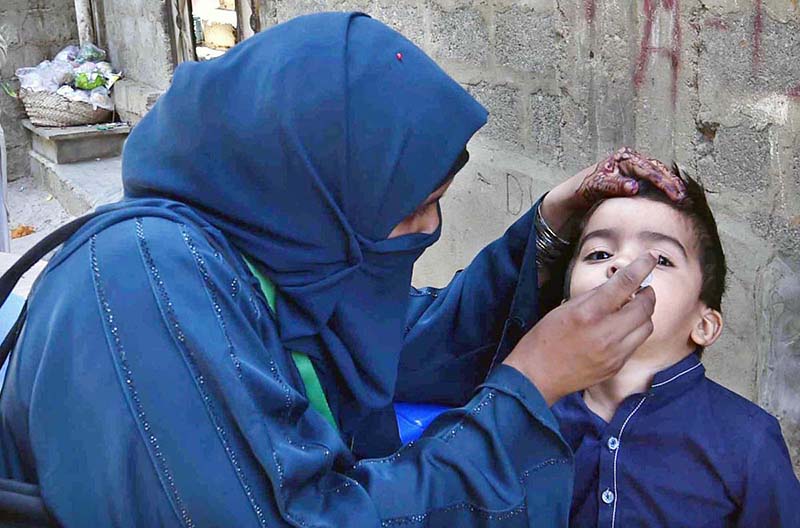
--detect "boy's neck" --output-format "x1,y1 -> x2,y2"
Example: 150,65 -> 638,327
583,344 -> 694,422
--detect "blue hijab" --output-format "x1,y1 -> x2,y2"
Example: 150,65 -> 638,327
123,12 -> 487,431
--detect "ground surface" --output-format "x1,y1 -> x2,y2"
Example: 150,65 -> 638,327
7,176 -> 73,255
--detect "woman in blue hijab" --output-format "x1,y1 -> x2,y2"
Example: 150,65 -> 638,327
0,12 -> 682,526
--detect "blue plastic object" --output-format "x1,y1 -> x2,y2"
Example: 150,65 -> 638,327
394,402 -> 451,444
0,293 -> 25,393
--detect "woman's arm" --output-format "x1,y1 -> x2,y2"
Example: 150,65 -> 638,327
397,206 -> 537,404
396,148 -> 685,403
4,216 -> 573,527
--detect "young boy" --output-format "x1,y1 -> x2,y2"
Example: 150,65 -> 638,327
551,168 -> 800,527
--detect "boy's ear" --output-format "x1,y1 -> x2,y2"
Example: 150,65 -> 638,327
690,306 -> 723,348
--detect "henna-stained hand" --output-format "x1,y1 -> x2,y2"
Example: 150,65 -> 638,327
540,147 -> 688,266
576,147 -> 687,208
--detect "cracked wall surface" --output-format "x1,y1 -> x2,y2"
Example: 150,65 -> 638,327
261,0 -> 800,473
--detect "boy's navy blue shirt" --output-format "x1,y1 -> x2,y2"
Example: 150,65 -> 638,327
552,353 -> 800,527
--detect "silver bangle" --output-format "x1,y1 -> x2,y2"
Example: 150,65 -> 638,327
534,193 -> 572,267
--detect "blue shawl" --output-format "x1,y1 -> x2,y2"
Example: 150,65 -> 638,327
123,12 -> 486,432
0,13 -> 574,526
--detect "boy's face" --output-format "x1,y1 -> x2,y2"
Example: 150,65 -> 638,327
569,197 -> 710,355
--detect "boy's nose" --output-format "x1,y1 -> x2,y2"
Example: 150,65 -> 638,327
607,259 -> 631,279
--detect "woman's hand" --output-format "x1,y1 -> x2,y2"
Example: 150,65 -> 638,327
541,147 -> 687,237
504,253 -> 658,406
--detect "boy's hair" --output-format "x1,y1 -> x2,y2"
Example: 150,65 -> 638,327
564,165 -> 727,312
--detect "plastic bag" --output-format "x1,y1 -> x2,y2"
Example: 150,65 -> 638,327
74,63 -> 101,90
49,60 -> 74,85
16,60 -> 74,93
89,86 -> 113,110
56,85 -> 91,104
74,62 -> 97,75
104,72 -> 122,90
76,43 -> 106,64
94,62 -> 114,75
54,45 -> 80,64
74,71 -> 105,90
93,62 -> 122,88
15,67 -> 42,91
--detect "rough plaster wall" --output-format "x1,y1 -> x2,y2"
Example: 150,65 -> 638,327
96,0 -> 176,121
262,0 -> 800,473
0,0 -> 78,181
98,0 -> 173,90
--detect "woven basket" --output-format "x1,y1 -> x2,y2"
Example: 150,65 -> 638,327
20,89 -> 112,127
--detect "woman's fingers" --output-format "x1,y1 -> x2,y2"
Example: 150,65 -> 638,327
503,255 -> 658,403
583,253 -> 657,314
608,285 -> 656,344
615,312 -> 656,366
615,149 -> 687,202
576,147 -> 686,208
597,285 -> 656,378
576,156 -> 638,204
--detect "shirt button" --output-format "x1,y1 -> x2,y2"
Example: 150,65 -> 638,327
601,489 -> 615,504
607,436 -> 619,450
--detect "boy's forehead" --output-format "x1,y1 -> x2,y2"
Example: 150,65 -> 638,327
582,197 -> 697,250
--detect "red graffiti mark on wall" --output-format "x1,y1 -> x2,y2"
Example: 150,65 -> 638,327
633,0 -> 682,106
704,17 -> 728,30
752,0 -> 763,70
585,0 -> 596,23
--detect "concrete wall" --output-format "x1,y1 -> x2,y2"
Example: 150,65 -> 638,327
261,0 -> 800,472
0,0 -> 78,181
93,0 -> 176,121
0,0 -> 176,175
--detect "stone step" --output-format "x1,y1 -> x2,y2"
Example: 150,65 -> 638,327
22,119 -> 130,164
29,150 -> 123,217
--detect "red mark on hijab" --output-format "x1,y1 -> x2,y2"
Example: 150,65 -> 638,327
396,52 -> 403,62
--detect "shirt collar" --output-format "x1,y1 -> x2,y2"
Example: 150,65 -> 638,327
648,352 -> 705,398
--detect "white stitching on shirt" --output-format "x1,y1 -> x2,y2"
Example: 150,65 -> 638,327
611,395 -> 647,528
650,362 -> 702,388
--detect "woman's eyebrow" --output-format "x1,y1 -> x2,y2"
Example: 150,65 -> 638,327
639,231 -> 688,258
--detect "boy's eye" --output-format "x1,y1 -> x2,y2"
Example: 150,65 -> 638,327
657,255 -> 674,267
585,250 -> 611,261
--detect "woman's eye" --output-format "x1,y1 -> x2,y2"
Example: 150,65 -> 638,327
585,250 -> 611,261
657,255 -> 674,267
